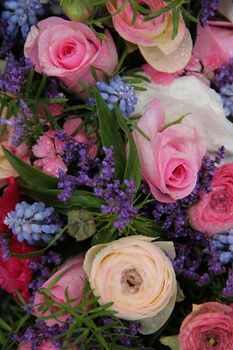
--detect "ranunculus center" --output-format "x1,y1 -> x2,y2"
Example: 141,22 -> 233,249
208,337 -> 218,347
121,268 -> 143,294
210,191 -> 233,213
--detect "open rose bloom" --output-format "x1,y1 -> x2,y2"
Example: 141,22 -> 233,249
24,17 -> 118,92
84,235 -> 177,334
107,0 -> 192,72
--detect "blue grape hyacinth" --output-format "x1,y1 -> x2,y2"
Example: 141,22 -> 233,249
212,230 -> 233,264
1,0 -> 44,38
96,76 -> 137,116
219,83 -> 233,117
4,201 -> 62,246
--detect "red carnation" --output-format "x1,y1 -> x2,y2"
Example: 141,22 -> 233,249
0,177 -> 20,233
0,239 -> 37,301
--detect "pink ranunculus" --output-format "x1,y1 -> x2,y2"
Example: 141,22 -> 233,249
18,341 -> 57,350
133,99 -> 206,203
178,302 -> 233,350
193,21 -> 233,71
38,103 -> 64,117
188,163 -> 233,236
24,17 -> 118,92
107,0 -> 192,73
33,255 -> 87,326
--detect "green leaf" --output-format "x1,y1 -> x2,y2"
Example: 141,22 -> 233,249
91,229 -> 118,246
0,319 -> 11,332
161,113 -> 191,131
3,147 -> 58,189
11,225 -> 67,259
115,107 -> 141,191
95,91 -> 126,181
172,7 -> 179,39
20,187 -> 103,211
160,335 -> 179,350
132,217 -> 164,238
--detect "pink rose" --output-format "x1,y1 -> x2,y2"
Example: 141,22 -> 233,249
179,302 -> 233,350
133,99 -> 206,203
193,21 -> 233,71
33,255 -> 87,326
18,341 -> 57,350
24,17 -> 118,92
107,0 -> 192,73
189,163 -> 233,236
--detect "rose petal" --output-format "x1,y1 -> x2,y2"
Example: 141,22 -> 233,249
139,29 -> 192,73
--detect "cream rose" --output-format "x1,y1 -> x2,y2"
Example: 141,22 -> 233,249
84,235 -> 177,334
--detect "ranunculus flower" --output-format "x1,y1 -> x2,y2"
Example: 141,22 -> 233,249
135,75 -> 233,162
107,0 -> 192,73
24,17 -> 118,92
0,177 -> 20,232
0,239 -> 37,301
84,235 -> 177,334
188,163 -> 233,236
193,21 -> 233,71
32,118 -> 97,176
33,255 -> 87,326
38,103 -> 64,117
179,302 -> 233,350
133,99 -> 206,202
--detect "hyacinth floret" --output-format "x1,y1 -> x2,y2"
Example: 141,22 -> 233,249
4,201 -> 61,246
2,0 -> 44,38
96,76 -> 137,116
219,83 -> 233,117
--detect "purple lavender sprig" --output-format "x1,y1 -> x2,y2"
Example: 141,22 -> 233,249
199,0 -> 219,26
57,145 -> 138,231
0,53 -> 32,94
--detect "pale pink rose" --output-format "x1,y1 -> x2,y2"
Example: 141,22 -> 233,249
33,255 -> 87,326
193,21 -> 233,71
24,17 -> 118,92
107,0 -> 192,73
84,236 -> 177,334
133,99 -> 206,203
189,163 -> 233,236
18,341 -> 57,350
179,302 -> 233,350
32,130 -> 67,177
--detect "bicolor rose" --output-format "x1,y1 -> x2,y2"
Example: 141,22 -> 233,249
107,0 -> 192,73
134,75 -> 233,162
84,235 -> 177,334
0,177 -> 19,232
33,255 -> 87,326
24,17 -> 118,92
193,21 -> 233,71
189,163 -> 233,236
219,0 -> 233,22
133,99 -> 206,203
179,302 -> 233,350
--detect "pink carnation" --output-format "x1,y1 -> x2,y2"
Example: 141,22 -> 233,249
189,163 -> 233,236
33,255 -> 87,326
133,99 -> 206,203
32,118 -> 97,177
179,302 -> 233,350
24,17 -> 118,92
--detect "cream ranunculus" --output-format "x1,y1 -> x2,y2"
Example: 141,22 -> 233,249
84,235 -> 177,334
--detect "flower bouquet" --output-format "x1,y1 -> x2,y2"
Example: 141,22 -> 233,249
1,0 -> 233,349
